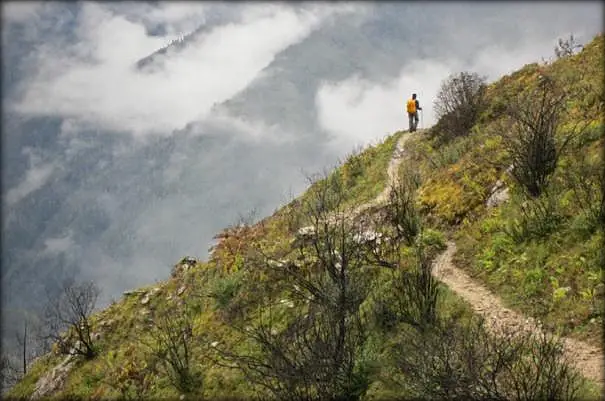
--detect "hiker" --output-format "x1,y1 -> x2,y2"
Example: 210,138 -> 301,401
407,93 -> 422,132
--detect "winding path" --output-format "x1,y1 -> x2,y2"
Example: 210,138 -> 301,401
369,131 -> 604,388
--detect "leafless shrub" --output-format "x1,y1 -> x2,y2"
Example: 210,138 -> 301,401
386,169 -> 422,246
144,303 -> 202,394
391,244 -> 439,331
554,34 -> 583,58
433,71 -> 488,141
43,279 -> 100,359
502,74 -> 587,198
390,316 -> 584,401
1,315 -> 52,394
214,171 -> 382,401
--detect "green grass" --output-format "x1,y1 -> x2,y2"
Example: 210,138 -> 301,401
339,130 -> 406,208
296,130 -> 406,213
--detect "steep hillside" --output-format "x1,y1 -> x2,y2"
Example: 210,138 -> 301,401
409,34 -> 604,345
7,34 -> 604,400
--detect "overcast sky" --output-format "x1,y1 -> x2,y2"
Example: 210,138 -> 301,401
4,2 -> 602,143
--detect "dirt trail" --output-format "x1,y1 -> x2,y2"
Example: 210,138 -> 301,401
350,131 -> 415,216
361,130 -> 604,387
433,242 -> 604,387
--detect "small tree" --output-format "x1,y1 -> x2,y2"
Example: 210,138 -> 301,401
434,71 -> 487,140
43,279 -> 100,359
1,314 -> 53,394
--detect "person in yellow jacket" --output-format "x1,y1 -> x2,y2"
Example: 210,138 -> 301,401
407,93 -> 422,132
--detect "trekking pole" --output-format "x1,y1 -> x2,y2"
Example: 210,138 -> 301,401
420,110 -> 424,130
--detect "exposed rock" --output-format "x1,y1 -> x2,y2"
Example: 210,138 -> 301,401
486,186 -> 510,208
31,354 -> 75,399
123,289 -> 145,296
268,259 -> 287,268
68,341 -> 83,356
141,293 -> 151,305
99,319 -> 115,330
279,298 -> 295,308
297,226 -> 315,238
353,230 -> 382,244
171,256 -> 197,278
177,285 -> 186,296
184,256 -> 197,264
140,287 -> 161,305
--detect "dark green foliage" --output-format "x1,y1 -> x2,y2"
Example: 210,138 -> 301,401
210,273 -> 244,311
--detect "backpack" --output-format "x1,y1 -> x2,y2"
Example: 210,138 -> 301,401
407,98 -> 416,113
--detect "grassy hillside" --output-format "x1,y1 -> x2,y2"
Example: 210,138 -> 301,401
408,34 -> 604,346
7,34 -> 603,400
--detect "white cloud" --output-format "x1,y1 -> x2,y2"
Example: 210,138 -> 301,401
43,232 -> 75,255
10,2 -> 337,137
5,149 -> 56,205
1,2 -> 47,23
315,34 -> 585,149
466,42 -> 552,82
316,59 -> 455,149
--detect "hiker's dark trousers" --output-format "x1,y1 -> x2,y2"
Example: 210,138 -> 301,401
408,112 -> 419,132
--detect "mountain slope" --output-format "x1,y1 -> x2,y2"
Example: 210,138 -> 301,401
6,33 -> 604,401
3,3 -> 602,371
